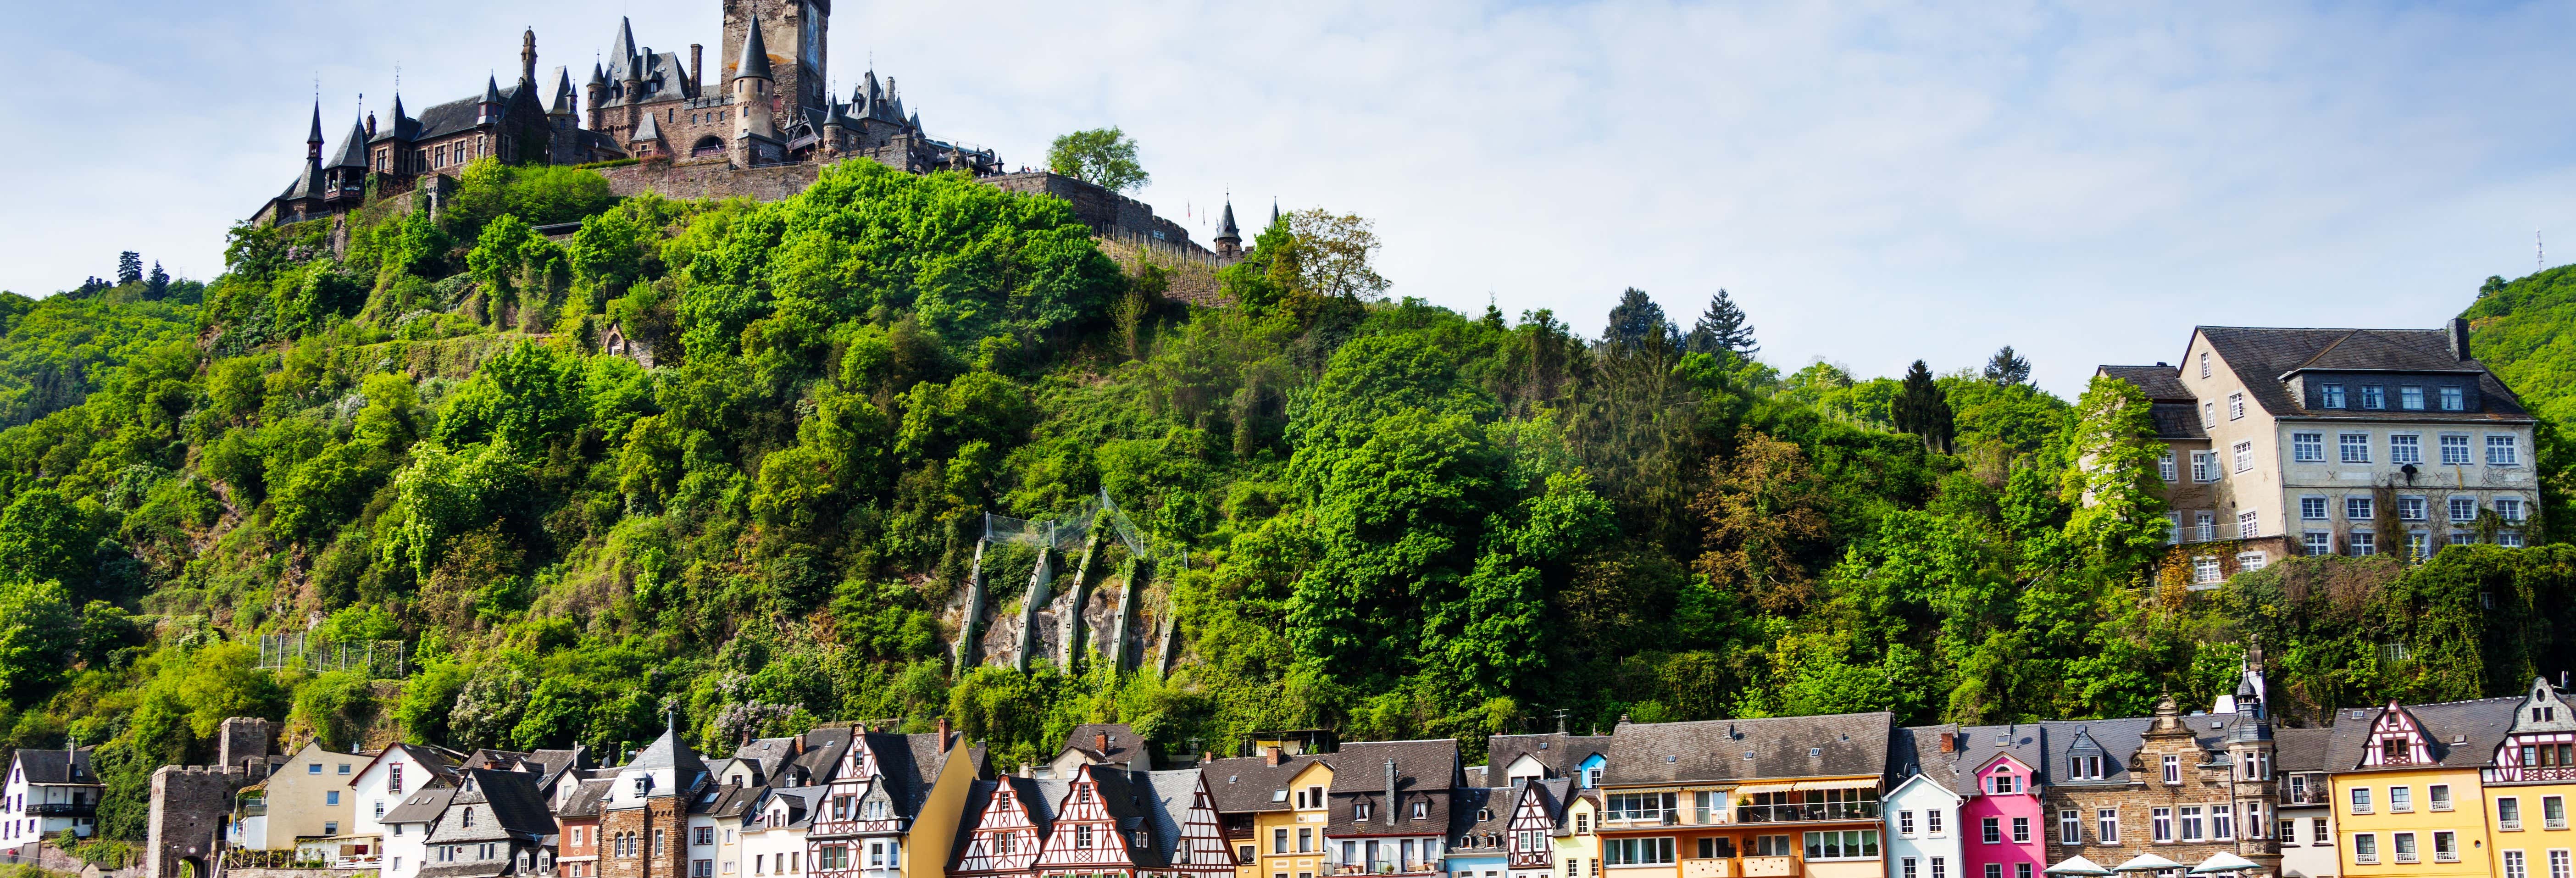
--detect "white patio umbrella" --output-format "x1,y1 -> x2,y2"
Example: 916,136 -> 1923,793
2113,854 -> 2187,873
2189,854 -> 2262,875
2045,856 -> 2115,876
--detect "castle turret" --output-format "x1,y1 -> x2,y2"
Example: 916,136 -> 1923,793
584,63 -> 605,130
306,100 -> 325,162
477,74 -> 505,126
1213,199 -> 1242,258
521,28 -> 539,87
730,21 -> 779,167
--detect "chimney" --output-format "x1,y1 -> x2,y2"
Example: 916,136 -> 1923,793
1938,731 -> 1955,754
1097,733 -> 1111,756
2448,317 -> 2473,361
937,717 -> 952,750
1264,746 -> 1284,767
790,735 -> 804,756
1383,758 -> 1399,828
690,44 -> 705,96
366,113 -> 377,139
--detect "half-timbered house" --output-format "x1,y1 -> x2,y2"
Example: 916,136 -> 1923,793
804,723 -> 985,878
1500,779 -> 1569,878
1027,763 -> 1163,878
2481,681 -> 2576,878
949,778 -> 1059,878
1145,768 -> 1237,878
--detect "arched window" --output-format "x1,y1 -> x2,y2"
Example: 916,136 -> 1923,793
692,136 -> 725,158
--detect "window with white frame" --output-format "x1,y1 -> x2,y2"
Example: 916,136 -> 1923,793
2238,510 -> 2259,538
2499,531 -> 2527,548
2398,497 -> 2427,521
2498,497 -> 2527,523
2203,402 -> 2215,425
2305,531 -> 2332,556
2350,532 -> 2377,556
2391,434 -> 2422,464
2341,433 -> 2371,463
2165,512 -> 2181,545
2192,452 -> 2215,482
2302,496 -> 2329,520
2098,810 -> 2118,844
2347,496 -> 2374,521
2451,497 -> 2479,522
2152,807 -> 2173,841
2229,393 -> 2244,420
2393,786 -> 2415,811
2401,386 -> 2425,410
2195,511 -> 2215,540
2193,556 -> 2222,585
2214,804 -> 2234,840
2442,434 -> 2473,464
2362,386 -> 2387,409
2181,806 -> 2205,841
2440,387 -> 2465,411
2200,352 -> 2211,378
2293,433 -> 2325,462
2234,441 -> 2254,472
2452,532 -> 2480,546
2492,435 -> 2522,465
2060,811 -> 2080,844
2354,834 -> 2378,864
2163,755 -> 2181,784
2321,384 -> 2347,409
2159,450 -> 2176,482
2395,832 -> 2418,863
2238,551 -> 2267,572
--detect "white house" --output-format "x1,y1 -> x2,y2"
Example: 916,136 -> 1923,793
381,787 -> 459,878
1887,728 -> 1966,878
0,746 -> 103,855
744,788 -> 823,878
350,744 -> 464,866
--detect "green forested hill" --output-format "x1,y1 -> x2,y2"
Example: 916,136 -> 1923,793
0,159 -> 2569,851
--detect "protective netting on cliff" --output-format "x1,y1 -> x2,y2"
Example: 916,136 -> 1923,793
979,490 -> 1185,569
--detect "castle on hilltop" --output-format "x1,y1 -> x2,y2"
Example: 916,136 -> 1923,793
258,0 -> 1226,259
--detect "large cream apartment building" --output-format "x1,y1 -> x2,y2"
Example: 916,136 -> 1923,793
2099,320 -> 2538,583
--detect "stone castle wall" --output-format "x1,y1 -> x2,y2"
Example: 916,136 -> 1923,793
147,766 -> 252,878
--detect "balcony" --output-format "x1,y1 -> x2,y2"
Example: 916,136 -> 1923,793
1743,856 -> 1798,877
1682,859 -> 1733,878
26,803 -> 94,817
1735,802 -> 1882,824
2354,854 -> 2378,866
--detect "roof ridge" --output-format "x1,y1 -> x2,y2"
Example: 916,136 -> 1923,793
2285,329 -> 2362,373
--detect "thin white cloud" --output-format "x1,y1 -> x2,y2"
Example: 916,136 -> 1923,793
4,0 -> 2572,395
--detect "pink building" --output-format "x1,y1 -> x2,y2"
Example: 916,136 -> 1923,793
1960,754 -> 2046,878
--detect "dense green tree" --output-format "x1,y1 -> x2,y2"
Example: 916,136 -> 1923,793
1892,360 -> 1956,453
1046,128 -> 1151,193
1684,289 -> 1758,359
1982,346 -> 2031,385
1601,288 -> 1676,349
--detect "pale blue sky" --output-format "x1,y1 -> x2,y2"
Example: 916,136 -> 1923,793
5,0 -> 2574,395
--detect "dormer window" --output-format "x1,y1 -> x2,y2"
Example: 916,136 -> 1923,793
634,776 -> 652,797
1991,773 -> 2019,795
1412,801 -> 1429,819
1356,802 -> 1374,821
2320,384 -> 2347,409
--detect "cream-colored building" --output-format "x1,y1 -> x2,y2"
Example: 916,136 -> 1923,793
2097,320 -> 2538,583
233,741 -> 363,853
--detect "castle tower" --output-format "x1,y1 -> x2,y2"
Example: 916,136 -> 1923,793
1213,199 -> 1242,259
585,63 -> 606,131
305,100 -> 325,163
730,22 -> 781,168
521,28 -> 539,86
722,0 -> 827,117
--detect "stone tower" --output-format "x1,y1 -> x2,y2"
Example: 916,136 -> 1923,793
722,0 -> 827,118
1213,200 -> 1243,259
729,22 -> 782,168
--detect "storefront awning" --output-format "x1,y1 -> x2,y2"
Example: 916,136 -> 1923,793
1790,779 -> 1879,792
1732,783 -> 1795,795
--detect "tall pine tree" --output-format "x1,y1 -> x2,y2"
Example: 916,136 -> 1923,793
1892,360 -> 1955,454
1602,287 -> 1677,348
1982,345 -> 2031,385
1685,288 -> 1759,359
116,252 -> 142,286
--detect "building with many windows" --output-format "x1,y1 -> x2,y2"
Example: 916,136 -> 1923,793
2096,320 -> 2537,584
0,746 -> 102,856
1593,712 -> 1895,878
2478,680 -> 2576,878
2272,728 -> 2339,878
2325,697 -> 2518,878
1885,727 -> 1968,878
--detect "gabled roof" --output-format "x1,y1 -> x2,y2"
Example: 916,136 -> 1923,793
2193,326 -> 2530,422
1484,733 -> 1611,781
427,769 -> 555,844
10,748 -> 97,786
2326,696 -> 2520,771
556,778 -> 613,818
350,743 -> 462,788
733,737 -> 801,784
1138,769 -> 1208,867
1059,723 -> 1146,766
1199,753 -> 1327,814
407,83 -> 529,143
1330,739 -> 1459,792
382,787 -> 458,825
1605,713 -> 1890,785
2097,365 -> 2193,403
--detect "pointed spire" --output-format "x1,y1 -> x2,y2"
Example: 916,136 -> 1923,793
907,110 -> 921,132
307,100 -> 326,146
551,67 -> 576,115
482,73 -> 505,104
1271,198 -> 1280,226
612,17 -> 641,67
1216,199 -> 1240,239
736,23 -> 774,82
329,117 -> 371,169
588,61 -> 607,87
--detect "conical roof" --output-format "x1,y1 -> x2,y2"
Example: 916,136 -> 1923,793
735,23 -> 773,81
481,74 -> 505,105
1215,200 -> 1240,239
611,17 -> 640,67
307,100 -> 325,144
328,118 -> 370,169
907,111 -> 920,132
631,110 -> 663,144
588,62 -> 607,87
550,67 -> 576,114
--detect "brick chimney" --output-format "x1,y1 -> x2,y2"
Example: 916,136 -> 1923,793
937,717 -> 952,751
690,44 -> 705,96
1938,731 -> 1956,754
1096,733 -> 1111,756
1264,746 -> 1284,767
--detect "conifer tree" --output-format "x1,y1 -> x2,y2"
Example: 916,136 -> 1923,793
1983,345 -> 2031,386
144,262 -> 170,300
1602,288 -> 1676,348
1685,288 -> 1759,358
116,252 -> 142,286
1892,360 -> 1955,454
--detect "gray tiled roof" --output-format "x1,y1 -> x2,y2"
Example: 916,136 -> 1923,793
733,737 -> 800,784
2273,726 -> 2335,773
1604,713 -> 1891,785
1893,724 -> 2042,792
10,748 -> 96,785
2149,403 -> 2208,441
2196,326 -> 2530,422
1200,753 -> 1326,814
734,23 -> 773,81
1060,724 -> 1147,766
328,119 -> 370,169
1484,734 -> 1611,781
555,779 -> 612,818
2099,365 -> 2194,402
382,788 -> 458,825
1140,769 -> 1207,867
629,725 -> 710,789
2323,697 -> 2520,772
428,770 -> 555,844
1327,740 -> 1460,837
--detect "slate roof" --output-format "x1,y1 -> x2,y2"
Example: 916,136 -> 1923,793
2273,726 -> 2335,774
2324,697 -> 2520,772
527,748 -> 585,789
1327,740 -> 1460,837
555,779 -> 613,818
631,724 -> 711,787
1604,713 -> 1891,785
382,787 -> 459,825
1060,724 -> 1147,766
733,737 -> 801,784
1448,786 -> 1506,850
2037,710 -> 2267,789
2195,326 -> 2531,423
1199,753 -> 1326,814
2099,365 -> 2194,402
944,777 -> 1053,869
1085,767 -> 1167,868
1139,769 -> 1207,867
328,119 -> 371,169
1484,733 -> 1613,782
631,110 -> 663,145
10,748 -> 96,785
787,725 -> 855,786
393,83 -> 529,144
1889,726 -> 1965,795
688,780 -> 763,818
735,23 -> 773,81
428,769 -> 555,844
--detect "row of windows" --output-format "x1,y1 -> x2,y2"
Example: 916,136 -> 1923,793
2497,795 -> 2571,830
2346,783 -> 2457,813
2303,529 -> 2525,557
2349,830 -> 2462,864
2288,432 -> 2518,466
2299,495 -> 2526,523
2499,850 -> 2574,878
2309,383 -> 2469,412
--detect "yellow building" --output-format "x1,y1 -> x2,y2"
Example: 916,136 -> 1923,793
1554,792 -> 1600,878
2326,697 -> 2519,878
2480,680 -> 2576,878
1207,750 -> 1335,878
1590,714 -> 1892,878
